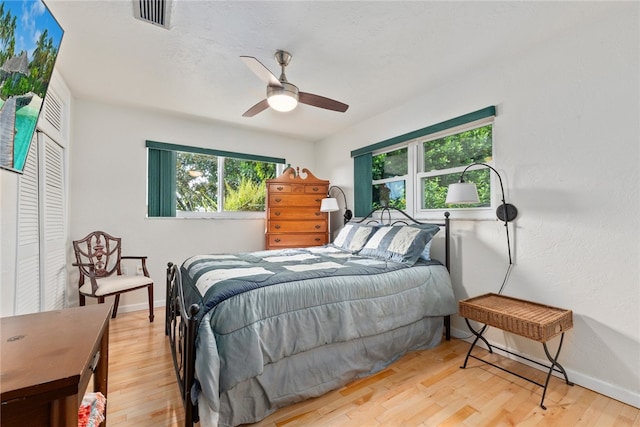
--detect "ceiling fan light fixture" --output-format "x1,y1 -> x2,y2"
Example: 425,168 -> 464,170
267,83 -> 299,112
241,51 -> 348,117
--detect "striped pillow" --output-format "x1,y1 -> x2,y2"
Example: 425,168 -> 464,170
332,224 -> 378,252
359,224 -> 440,265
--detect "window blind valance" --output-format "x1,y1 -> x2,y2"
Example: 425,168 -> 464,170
145,140 -> 286,165
350,106 -> 496,158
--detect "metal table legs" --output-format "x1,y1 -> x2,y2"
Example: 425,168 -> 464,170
460,318 -> 574,409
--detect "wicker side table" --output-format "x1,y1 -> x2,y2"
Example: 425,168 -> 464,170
459,293 -> 574,409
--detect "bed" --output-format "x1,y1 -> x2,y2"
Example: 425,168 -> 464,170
165,208 -> 456,427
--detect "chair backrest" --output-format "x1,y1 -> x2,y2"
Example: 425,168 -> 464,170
73,231 -> 122,278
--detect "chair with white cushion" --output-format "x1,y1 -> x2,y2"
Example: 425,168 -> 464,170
72,231 -> 154,322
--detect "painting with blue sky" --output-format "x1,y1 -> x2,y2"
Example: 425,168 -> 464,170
0,0 -> 63,173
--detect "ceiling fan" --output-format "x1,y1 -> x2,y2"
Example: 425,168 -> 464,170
240,50 -> 349,117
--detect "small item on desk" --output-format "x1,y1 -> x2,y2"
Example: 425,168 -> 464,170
78,392 -> 106,427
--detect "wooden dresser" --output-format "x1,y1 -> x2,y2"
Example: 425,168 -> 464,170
266,167 -> 329,249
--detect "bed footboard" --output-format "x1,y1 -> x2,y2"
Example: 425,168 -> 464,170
165,262 -> 200,426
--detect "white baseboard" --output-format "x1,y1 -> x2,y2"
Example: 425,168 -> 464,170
116,300 -> 165,315
450,326 -> 640,409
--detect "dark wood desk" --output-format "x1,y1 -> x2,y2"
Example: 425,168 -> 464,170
1,304 -> 112,426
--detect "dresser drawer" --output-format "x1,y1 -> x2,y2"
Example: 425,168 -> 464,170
267,233 -> 328,248
269,184 -> 292,193
305,184 -> 328,194
269,208 -> 325,220
269,194 -> 324,207
268,220 -> 327,233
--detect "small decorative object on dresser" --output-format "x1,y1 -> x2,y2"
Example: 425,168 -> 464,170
265,166 -> 329,249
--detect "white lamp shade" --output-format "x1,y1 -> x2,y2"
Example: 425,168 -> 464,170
446,182 -> 480,204
320,197 -> 339,212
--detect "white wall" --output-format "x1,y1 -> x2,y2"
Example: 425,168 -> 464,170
314,5 -> 639,408
68,100 -> 316,312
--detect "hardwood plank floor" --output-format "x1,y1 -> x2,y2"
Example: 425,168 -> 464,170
107,308 -> 639,426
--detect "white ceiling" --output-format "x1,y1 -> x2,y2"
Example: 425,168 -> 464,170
46,1 -> 613,142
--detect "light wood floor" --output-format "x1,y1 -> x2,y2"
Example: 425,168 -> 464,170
107,308 -> 639,426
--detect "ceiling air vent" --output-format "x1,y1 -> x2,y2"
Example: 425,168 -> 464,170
133,0 -> 173,29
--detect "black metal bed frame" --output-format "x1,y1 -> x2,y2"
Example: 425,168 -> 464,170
165,208 -> 451,426
165,263 -> 200,423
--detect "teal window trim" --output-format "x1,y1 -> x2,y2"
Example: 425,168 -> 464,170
145,140 -> 286,165
350,106 -> 496,158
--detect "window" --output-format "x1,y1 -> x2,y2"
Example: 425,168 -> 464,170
352,106 -> 496,219
418,124 -> 492,211
146,141 -> 285,218
372,147 -> 408,210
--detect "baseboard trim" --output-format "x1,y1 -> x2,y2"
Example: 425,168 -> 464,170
115,300 -> 165,315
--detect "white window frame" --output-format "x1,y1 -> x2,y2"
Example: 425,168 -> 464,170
370,118 -> 495,221
175,158 -> 286,220
370,145 -> 414,214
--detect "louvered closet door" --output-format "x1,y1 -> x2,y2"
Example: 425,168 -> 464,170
15,135 -> 40,315
14,133 -> 67,314
40,133 -> 66,310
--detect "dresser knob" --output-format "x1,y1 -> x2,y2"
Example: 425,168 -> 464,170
277,186 -> 284,191
315,225 -> 321,229
314,212 -> 321,216
275,238 -> 281,243
275,198 -> 282,203
312,187 -> 319,192
314,238 -> 321,242
315,199 -> 321,203
275,211 -> 281,216
275,225 -> 281,229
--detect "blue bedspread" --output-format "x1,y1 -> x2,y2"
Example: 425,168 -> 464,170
179,245 -> 456,427
181,245 -> 441,320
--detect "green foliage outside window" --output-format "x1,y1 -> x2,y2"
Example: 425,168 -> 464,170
372,148 -> 407,180
369,124 -> 492,212
223,158 -> 275,211
176,152 -> 276,213
422,124 -> 493,210
423,125 -> 492,171
224,179 -> 267,211
176,153 -> 218,212
422,169 -> 490,209
372,148 -> 408,209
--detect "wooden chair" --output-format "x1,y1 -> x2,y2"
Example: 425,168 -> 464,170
72,231 -> 154,322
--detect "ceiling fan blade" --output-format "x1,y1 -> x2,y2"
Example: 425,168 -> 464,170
242,99 -> 270,117
240,56 -> 282,87
299,92 -> 349,113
